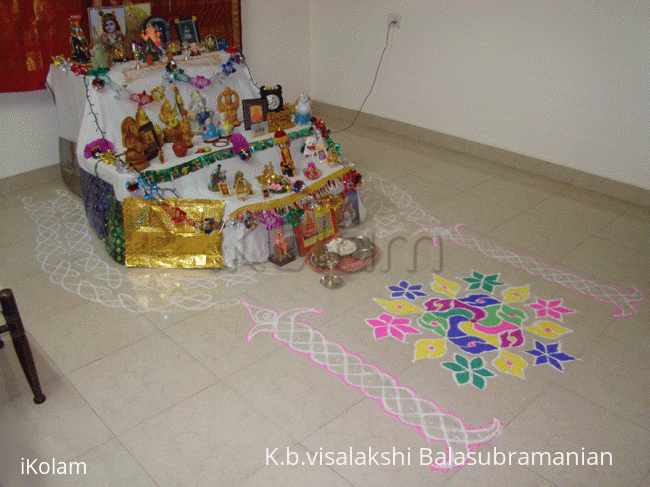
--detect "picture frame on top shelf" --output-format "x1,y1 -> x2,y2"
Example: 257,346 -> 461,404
242,98 -> 268,131
88,7 -> 127,46
142,16 -> 171,47
204,34 -> 218,52
175,16 -> 200,45
295,206 -> 338,255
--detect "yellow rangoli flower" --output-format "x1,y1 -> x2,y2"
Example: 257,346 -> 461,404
525,320 -> 571,339
414,339 -> 447,360
502,285 -> 530,303
492,351 -> 527,379
430,275 -> 459,298
373,298 -> 423,314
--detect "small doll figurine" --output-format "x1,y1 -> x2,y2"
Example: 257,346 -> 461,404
301,135 -> 318,159
217,112 -> 233,139
69,14 -> 90,64
202,116 -> 219,143
187,90 -> 212,135
294,93 -> 312,125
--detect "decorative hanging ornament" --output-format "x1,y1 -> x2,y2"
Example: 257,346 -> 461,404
92,77 -> 106,90
173,68 -> 191,83
190,75 -> 211,89
284,208 -> 304,227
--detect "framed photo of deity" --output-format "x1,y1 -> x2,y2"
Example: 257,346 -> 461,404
88,7 -> 127,46
242,98 -> 268,131
175,16 -> 201,45
295,206 -> 338,255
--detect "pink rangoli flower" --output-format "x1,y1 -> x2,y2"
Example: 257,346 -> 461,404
365,313 -> 420,341
529,298 -> 574,321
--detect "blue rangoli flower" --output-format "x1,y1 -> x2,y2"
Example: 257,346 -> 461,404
525,340 -> 575,372
387,281 -> 427,301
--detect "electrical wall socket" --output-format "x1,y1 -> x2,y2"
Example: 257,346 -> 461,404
387,13 -> 401,29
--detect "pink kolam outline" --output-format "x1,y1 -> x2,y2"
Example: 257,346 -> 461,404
242,300 -> 503,472
420,223 -> 645,318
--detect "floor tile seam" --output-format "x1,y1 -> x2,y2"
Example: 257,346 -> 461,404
558,235 -> 648,271
589,231 -> 650,257
54,433 -> 160,486
64,329 -> 222,423
111,378 -> 228,440
519,203 -> 623,234
601,324 -> 650,356
217,337 -> 369,443
545,380 -> 650,438
218,372 -> 333,446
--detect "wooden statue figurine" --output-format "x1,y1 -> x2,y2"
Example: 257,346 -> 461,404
120,117 -> 150,171
233,171 -> 253,198
217,87 -> 240,127
159,98 -> 181,143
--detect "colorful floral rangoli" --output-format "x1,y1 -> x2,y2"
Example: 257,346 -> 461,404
368,271 -> 578,390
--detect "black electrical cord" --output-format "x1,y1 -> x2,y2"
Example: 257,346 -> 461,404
332,20 -> 396,134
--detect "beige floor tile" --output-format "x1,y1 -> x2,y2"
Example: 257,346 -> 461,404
0,239 -> 43,284
550,333 -> 650,429
6,274 -> 90,327
640,470 -> 650,487
486,212 -> 592,261
495,383 -> 650,487
0,330 -> 61,406
67,333 -> 217,433
224,345 -> 364,442
24,302 -> 157,374
1,113 -> 648,486
596,214 -> 650,253
423,191 -> 523,235
0,379 -> 113,487
239,444 -> 354,486
164,304 -> 284,378
443,462 -> 558,487
118,382 -> 296,486
303,399 -> 455,487
525,194 -> 620,234
473,177 -> 556,211
560,237 -> 647,287
44,438 -> 157,487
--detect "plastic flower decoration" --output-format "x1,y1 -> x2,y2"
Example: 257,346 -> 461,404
84,139 -> 115,159
365,313 -> 420,342
190,76 -> 211,89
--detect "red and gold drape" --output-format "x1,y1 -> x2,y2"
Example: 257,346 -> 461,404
0,0 -> 85,92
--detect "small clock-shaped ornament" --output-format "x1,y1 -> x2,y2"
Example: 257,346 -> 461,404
260,85 -> 283,112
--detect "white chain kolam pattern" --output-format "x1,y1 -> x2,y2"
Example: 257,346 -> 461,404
243,301 -> 503,471
22,190 -> 257,313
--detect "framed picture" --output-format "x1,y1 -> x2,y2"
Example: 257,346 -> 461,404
295,206 -> 339,255
142,16 -> 171,47
174,16 -> 200,45
219,182 -> 232,196
124,3 -> 151,44
251,122 -> 269,138
242,98 -> 268,131
204,34 -> 218,52
88,7 -> 127,46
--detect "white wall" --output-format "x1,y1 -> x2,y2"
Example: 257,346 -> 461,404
0,90 -> 59,179
309,0 -> 650,190
2,1 -> 648,192
240,0 -> 311,104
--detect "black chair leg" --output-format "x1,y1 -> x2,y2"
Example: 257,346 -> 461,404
0,289 -> 46,404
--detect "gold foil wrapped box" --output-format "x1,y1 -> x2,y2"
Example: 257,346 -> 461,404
124,198 -> 225,268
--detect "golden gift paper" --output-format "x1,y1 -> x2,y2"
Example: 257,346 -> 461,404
124,198 -> 225,268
